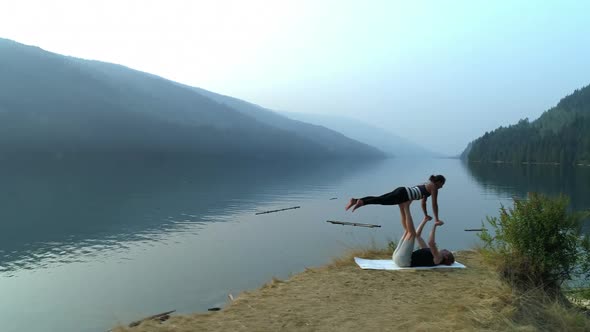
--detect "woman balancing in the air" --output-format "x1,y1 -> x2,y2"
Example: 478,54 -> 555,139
345,174 -> 446,233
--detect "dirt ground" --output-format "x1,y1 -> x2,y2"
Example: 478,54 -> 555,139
114,249 -> 530,332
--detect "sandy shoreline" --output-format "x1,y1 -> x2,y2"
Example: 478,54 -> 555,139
114,249 -> 541,331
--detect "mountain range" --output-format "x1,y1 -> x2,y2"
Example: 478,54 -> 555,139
0,38 -> 384,162
279,112 -> 440,157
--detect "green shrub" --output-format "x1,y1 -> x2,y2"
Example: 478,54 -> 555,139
479,193 -> 590,290
387,240 -> 397,253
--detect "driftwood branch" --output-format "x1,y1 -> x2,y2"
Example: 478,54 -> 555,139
128,310 -> 175,327
326,220 -> 381,228
255,206 -> 300,215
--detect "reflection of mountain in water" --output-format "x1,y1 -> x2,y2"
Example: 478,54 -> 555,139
463,161 -> 590,230
0,158 -> 383,273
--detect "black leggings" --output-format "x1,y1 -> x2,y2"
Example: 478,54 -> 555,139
360,187 -> 409,206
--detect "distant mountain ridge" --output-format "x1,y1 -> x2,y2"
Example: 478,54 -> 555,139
189,87 -> 381,155
0,38 -> 384,161
463,84 -> 590,164
279,112 -> 440,157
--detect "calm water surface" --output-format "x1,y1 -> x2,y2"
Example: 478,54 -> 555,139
0,158 -> 588,332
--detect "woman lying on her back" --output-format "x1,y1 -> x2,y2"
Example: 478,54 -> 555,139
392,216 -> 455,267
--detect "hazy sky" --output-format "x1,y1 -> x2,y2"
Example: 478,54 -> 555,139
1,0 -> 589,154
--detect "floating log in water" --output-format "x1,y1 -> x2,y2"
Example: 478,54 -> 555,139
128,310 -> 175,327
255,206 -> 300,215
326,220 -> 381,228
464,228 -> 486,232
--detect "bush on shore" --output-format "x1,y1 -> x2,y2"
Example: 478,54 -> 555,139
478,192 -> 590,292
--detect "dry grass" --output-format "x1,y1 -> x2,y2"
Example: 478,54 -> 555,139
113,249 -> 590,332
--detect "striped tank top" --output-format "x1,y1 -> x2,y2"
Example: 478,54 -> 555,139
405,183 -> 430,200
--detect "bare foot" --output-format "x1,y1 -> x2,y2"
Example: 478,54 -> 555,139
345,198 -> 357,211
351,199 -> 364,212
435,220 -> 444,226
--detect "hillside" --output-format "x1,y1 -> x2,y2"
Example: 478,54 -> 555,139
280,111 -> 440,157
0,38 -> 384,161
463,84 -> 590,164
190,88 -> 384,156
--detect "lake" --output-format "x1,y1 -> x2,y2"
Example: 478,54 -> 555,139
0,157 -> 588,332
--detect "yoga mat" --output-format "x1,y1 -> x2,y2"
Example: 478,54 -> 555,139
354,257 -> 466,270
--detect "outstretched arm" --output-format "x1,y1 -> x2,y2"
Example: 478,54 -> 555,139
421,197 -> 429,217
428,221 -> 444,264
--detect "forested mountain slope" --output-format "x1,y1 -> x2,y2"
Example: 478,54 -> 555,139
463,84 -> 590,165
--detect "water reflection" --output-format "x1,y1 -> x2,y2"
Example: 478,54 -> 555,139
463,161 -> 590,230
3,158 -> 590,332
0,158 -> 383,274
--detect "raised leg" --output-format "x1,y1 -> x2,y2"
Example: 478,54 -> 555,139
416,216 -> 430,249
400,202 -> 416,238
393,231 -> 415,267
393,205 -> 409,256
399,205 -> 407,232
393,230 -> 407,257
